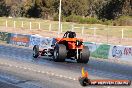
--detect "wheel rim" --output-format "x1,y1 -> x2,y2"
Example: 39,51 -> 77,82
33,49 -> 36,56
54,50 -> 58,60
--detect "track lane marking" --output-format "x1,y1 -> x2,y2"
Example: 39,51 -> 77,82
0,62 -> 78,81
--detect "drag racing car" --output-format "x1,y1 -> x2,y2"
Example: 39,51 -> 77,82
33,31 -> 90,63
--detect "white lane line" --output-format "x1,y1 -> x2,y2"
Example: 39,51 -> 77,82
8,64 -> 13,67
18,66 -> 23,69
51,73 -> 55,76
37,70 -> 41,73
54,74 -> 60,77
46,72 -> 50,75
41,71 -> 46,74
0,62 -> 77,81
23,67 -> 27,70
73,78 -> 77,81
62,75 -> 67,79
15,66 -> 18,68
68,77 -> 72,80
4,63 -> 9,65
27,68 -> 32,70
59,75 -> 63,78
32,69 -> 37,72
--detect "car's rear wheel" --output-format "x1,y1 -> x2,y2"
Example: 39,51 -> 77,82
77,46 -> 90,64
53,44 -> 67,62
33,45 -> 39,58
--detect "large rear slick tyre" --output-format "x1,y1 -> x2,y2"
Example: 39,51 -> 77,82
77,46 -> 90,64
53,44 -> 67,62
33,45 -> 39,58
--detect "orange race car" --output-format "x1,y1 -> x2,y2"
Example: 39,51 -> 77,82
33,31 -> 90,63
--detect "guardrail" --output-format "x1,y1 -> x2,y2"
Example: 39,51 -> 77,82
0,31 -> 132,62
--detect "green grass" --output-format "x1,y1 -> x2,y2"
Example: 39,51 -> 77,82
0,17 -> 132,38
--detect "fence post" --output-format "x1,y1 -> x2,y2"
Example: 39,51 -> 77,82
81,26 -> 84,35
106,26 -> 109,44
38,22 -> 41,30
49,24 -> 51,31
94,27 -> 96,36
21,21 -> 24,28
14,21 -> 16,28
6,20 -> 7,27
122,28 -> 124,39
30,22 -> 32,30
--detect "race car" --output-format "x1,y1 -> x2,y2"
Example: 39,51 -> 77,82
33,31 -> 90,63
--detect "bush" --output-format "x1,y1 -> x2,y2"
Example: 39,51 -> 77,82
65,15 -> 82,22
53,13 -> 67,22
65,15 -> 100,24
101,20 -> 113,25
53,13 -> 58,21
80,17 -> 100,24
115,16 -> 132,26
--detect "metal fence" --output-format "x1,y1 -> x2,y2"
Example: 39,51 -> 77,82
0,18 -> 132,46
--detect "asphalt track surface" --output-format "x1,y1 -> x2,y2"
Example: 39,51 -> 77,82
0,43 -> 132,88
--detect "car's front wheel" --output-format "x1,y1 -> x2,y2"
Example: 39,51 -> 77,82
33,45 -> 39,58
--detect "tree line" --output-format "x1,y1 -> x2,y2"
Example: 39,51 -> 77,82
0,0 -> 131,21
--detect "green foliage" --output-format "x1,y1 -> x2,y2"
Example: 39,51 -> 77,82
114,16 -> 132,26
0,0 -> 131,25
0,0 -> 10,16
61,0 -> 89,16
80,17 -> 100,24
24,0 -> 42,18
65,15 -> 100,24
53,13 -> 59,21
102,20 -> 113,25
97,0 -> 124,20
65,15 -> 81,22
97,0 -> 131,20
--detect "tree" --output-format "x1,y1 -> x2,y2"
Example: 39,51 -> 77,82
0,0 -> 10,16
97,0 -> 131,20
61,0 -> 90,16
40,0 -> 56,19
23,0 -> 42,18
121,0 -> 132,16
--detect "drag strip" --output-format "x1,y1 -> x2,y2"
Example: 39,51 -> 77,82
0,44 -> 132,88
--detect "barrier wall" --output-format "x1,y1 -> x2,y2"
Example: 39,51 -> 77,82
109,45 -> 132,62
29,34 -> 55,49
9,33 -> 30,47
83,42 -> 110,59
84,42 -> 132,62
8,33 -> 54,48
0,31 -> 132,62
0,32 -> 11,43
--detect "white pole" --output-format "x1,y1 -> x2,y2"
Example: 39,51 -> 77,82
76,41 -> 79,59
58,0 -> 62,34
30,22 -> 32,30
21,21 -> 23,28
61,23 -> 62,33
38,22 -> 41,30
14,21 -> 16,28
82,26 -> 84,35
6,20 -> 7,27
49,24 -> 51,31
122,28 -> 124,39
